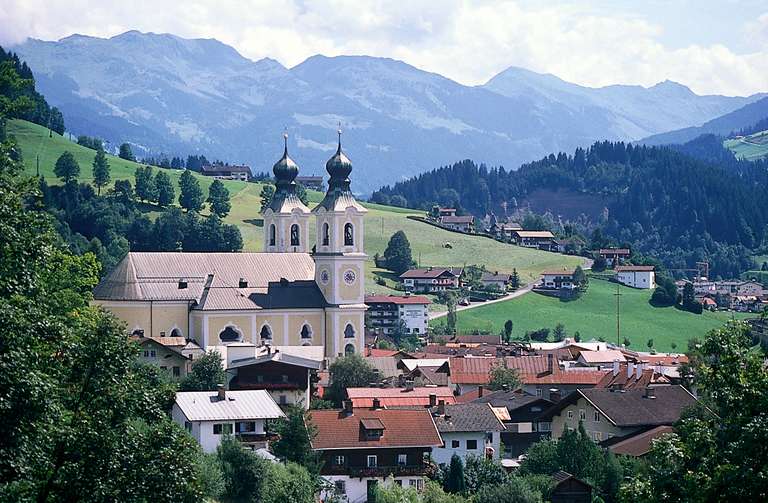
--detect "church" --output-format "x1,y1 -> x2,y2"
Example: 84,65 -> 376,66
93,131 -> 368,358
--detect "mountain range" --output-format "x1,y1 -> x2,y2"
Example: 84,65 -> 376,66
11,31 -> 766,191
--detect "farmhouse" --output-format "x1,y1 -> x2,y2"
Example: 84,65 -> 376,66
512,230 -> 556,248
294,175 -> 324,191
541,269 -> 577,289
439,215 -> 475,233
93,133 -> 368,359
171,387 -> 285,453
599,248 -> 631,266
481,271 -> 510,290
200,163 -> 251,181
615,265 -> 656,289
399,267 -> 462,293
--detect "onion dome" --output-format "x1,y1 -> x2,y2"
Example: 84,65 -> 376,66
272,133 -> 299,189
325,129 -> 352,191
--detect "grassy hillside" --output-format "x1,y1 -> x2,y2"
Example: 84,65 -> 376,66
444,277 -> 753,352
724,130 -> 768,160
9,118 -> 582,293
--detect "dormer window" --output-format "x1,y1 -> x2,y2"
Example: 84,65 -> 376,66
361,418 -> 385,441
178,279 -> 188,289
239,278 -> 248,288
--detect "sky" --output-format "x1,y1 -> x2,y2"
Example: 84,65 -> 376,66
1,0 -> 767,96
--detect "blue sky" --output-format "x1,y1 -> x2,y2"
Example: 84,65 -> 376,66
1,0 -> 766,95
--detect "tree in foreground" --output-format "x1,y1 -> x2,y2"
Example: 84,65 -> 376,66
155,170 -> 175,207
272,406 -> 320,473
53,150 -> 80,183
618,321 -> 768,502
118,142 -> 135,161
488,360 -> 521,391
179,169 -> 205,212
179,350 -> 225,391
326,354 -> 377,406
91,147 -> 110,195
444,454 -> 466,494
0,133 -> 205,501
207,179 -> 231,217
383,230 -> 413,274
260,183 -> 275,208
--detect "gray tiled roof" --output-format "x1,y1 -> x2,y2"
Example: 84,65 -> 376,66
431,403 -> 505,433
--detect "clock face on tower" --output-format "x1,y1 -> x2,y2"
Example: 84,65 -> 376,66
343,269 -> 356,285
319,269 -> 330,285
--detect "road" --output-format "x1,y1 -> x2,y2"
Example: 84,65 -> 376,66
428,255 -> 592,321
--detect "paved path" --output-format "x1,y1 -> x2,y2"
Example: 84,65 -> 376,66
428,255 -> 593,321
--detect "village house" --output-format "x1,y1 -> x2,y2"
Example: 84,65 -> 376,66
575,350 -> 627,368
480,271 -> 510,291
601,425 -> 674,458
437,207 -> 457,218
471,389 -> 555,458
439,215 -> 475,233
200,163 -> 251,181
553,236 -> 585,254
550,471 -> 593,503
512,230 -> 556,249
134,336 -> 194,378
225,344 -> 322,410
294,175 -> 324,191
496,222 -> 523,241
541,269 -> 577,289
429,402 -> 505,465
171,387 -> 285,453
615,265 -> 656,289
364,294 -> 431,338
543,385 -> 698,443
310,405 -> 443,503
399,267 -> 462,293
598,248 -> 631,267
93,133 -> 368,359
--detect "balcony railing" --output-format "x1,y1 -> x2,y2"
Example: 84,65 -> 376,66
325,464 -> 427,478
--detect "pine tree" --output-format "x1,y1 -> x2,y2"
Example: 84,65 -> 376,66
91,147 -> 110,195
155,171 -> 175,207
260,184 -> 275,208
445,454 -> 466,494
134,166 -> 157,203
207,179 -> 231,217
510,268 -> 520,290
383,230 -> 413,275
503,319 -> 514,342
53,151 -> 80,184
118,143 -> 135,161
179,170 -> 205,212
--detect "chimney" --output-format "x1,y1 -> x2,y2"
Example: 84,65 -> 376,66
478,385 -> 484,398
547,353 -> 554,374
217,384 -> 226,401
612,359 -> 620,377
238,277 -> 248,288
372,397 -> 382,410
405,380 -> 415,392
549,388 -> 562,402
429,393 -> 437,407
437,399 -> 446,416
343,399 -> 354,416
178,278 -> 188,289
644,387 -> 656,399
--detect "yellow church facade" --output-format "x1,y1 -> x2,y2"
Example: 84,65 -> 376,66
93,131 -> 367,359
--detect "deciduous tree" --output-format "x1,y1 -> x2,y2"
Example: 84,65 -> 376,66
91,147 -> 110,195
54,150 -> 80,183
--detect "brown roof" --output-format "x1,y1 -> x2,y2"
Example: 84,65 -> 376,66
615,265 -> 655,272
440,215 -> 474,224
448,356 -> 551,385
603,425 -> 674,456
346,386 -> 455,408
521,368 -> 608,386
309,409 -> 442,450
365,294 -> 431,305
514,230 -> 555,238
596,365 -> 670,390
430,403 -> 505,433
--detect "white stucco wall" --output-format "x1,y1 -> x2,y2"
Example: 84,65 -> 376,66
322,475 -> 425,503
431,431 -> 499,466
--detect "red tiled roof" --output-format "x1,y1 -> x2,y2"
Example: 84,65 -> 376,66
579,350 -> 627,364
365,294 -> 431,305
521,368 -> 608,385
596,365 -> 670,390
448,356 -> 552,384
605,425 -> 674,457
309,409 -> 443,450
641,354 -> 689,366
346,386 -> 456,408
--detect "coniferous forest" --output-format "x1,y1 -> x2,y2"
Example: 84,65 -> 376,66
372,137 -> 768,277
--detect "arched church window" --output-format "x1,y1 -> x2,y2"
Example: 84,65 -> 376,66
290,224 -> 300,247
344,223 -> 354,246
345,344 -> 355,356
322,222 -> 330,246
170,328 -> 182,338
219,326 -> 241,343
269,224 -> 276,246
300,324 -> 312,340
344,323 -> 355,339
260,324 -> 273,341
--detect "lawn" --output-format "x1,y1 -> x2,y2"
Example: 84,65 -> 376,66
724,130 -> 768,161
10,118 -> 583,294
445,277 -> 754,352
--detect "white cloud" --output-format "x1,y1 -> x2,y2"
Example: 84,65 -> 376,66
0,0 -> 766,96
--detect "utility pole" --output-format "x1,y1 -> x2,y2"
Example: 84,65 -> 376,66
615,282 -> 622,346
36,154 -> 40,177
